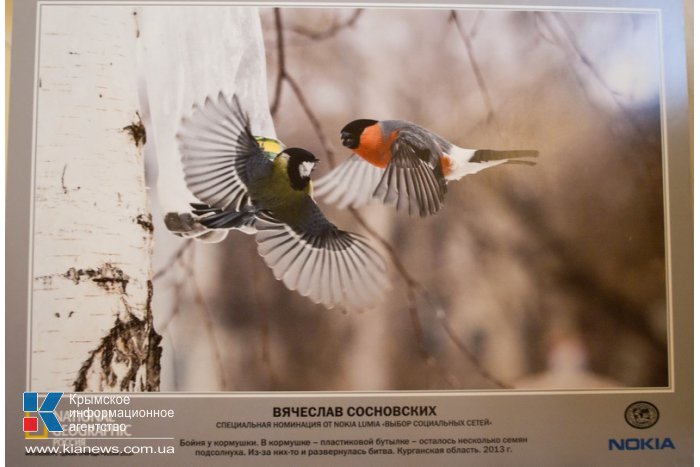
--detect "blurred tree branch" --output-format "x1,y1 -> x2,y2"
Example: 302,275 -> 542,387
435,306 -> 512,389
538,12 -> 648,142
449,11 -> 495,123
270,8 -> 337,165
352,209 -> 509,389
154,241 -> 228,390
153,239 -> 192,281
270,7 -> 508,389
270,9 -> 286,116
493,185 -> 666,375
290,9 -> 363,40
180,253 -> 229,390
249,243 -> 279,389
449,9 -> 664,386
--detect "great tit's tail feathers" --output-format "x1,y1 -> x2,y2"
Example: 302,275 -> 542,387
163,211 -> 228,243
193,203 -> 257,230
190,202 -> 221,215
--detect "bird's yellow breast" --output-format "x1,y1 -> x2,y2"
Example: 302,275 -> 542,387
250,156 -> 311,224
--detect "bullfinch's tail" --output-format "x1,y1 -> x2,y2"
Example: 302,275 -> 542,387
444,147 -> 538,181
470,149 -> 539,165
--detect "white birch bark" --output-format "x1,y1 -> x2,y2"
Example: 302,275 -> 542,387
31,5 -> 160,392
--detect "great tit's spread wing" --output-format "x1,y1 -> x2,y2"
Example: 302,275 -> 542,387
313,154 -> 384,209
177,92 -> 266,211
254,200 -> 389,312
373,130 -> 447,217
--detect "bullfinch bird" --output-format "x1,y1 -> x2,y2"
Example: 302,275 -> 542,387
314,119 -> 538,217
174,93 -> 389,311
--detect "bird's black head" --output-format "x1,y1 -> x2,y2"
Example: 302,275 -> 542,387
283,147 -> 320,191
340,119 -> 378,149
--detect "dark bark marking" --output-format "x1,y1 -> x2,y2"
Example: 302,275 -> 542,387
123,111 -> 146,147
61,164 -> 68,194
64,263 -> 130,294
73,281 -> 161,392
133,10 -> 141,38
135,213 -> 154,233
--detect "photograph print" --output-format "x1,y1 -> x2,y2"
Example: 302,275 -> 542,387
28,4 -> 668,393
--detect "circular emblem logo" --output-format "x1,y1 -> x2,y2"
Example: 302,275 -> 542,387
625,401 -> 659,429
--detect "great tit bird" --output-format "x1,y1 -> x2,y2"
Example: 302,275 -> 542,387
175,93 -> 389,311
314,119 -> 538,217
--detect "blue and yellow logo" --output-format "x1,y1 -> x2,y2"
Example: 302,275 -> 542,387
23,392 -> 63,439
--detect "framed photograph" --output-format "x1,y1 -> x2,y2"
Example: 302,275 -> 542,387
6,0 -> 692,464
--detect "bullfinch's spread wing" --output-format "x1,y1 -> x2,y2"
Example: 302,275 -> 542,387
373,129 -> 447,217
313,155 -> 384,209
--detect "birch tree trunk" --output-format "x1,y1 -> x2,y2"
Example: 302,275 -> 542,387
31,5 -> 160,392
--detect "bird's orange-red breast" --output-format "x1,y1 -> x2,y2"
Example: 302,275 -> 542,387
353,123 -> 397,169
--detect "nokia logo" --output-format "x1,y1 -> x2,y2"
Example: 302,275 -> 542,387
608,438 -> 675,451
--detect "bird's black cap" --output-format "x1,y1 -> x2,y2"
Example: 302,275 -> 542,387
282,147 -> 320,163
341,119 -> 378,149
283,147 -> 320,191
